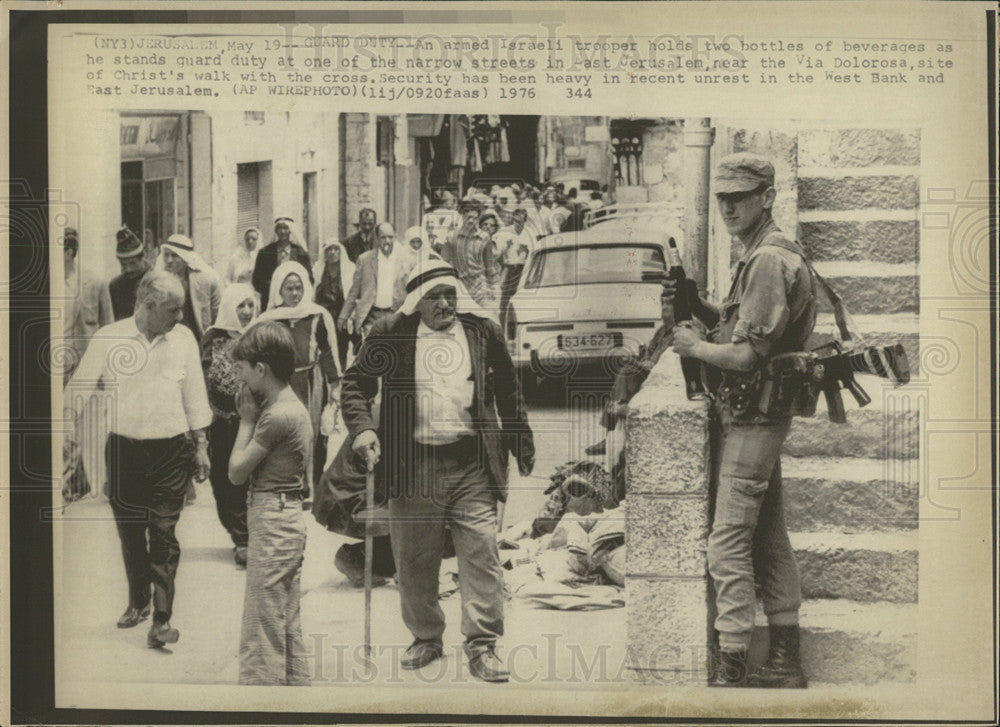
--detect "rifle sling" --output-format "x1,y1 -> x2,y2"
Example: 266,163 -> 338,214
733,234 -> 865,348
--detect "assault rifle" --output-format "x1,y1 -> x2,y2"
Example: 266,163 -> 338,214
811,341 -> 910,423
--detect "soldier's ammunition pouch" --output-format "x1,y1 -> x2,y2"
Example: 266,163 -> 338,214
757,352 -> 825,419
716,352 -> 825,420
715,370 -> 761,419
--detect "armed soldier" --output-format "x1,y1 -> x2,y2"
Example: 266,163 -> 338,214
670,153 -> 816,688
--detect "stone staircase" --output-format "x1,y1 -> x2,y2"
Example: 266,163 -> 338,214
624,365 -> 921,687
750,388 -> 920,684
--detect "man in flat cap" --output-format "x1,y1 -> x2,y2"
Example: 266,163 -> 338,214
108,227 -> 152,321
670,152 -> 816,689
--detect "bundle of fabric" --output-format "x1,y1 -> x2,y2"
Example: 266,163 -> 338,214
531,460 -> 619,538
498,459 -> 626,610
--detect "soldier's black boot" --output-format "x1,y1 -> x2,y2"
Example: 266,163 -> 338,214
708,648 -> 748,687
745,624 -> 807,688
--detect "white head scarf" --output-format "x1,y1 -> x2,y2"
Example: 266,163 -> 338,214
313,238 -> 355,292
261,261 -> 317,315
240,226 -> 262,257
158,234 -> 209,273
398,257 -> 495,322
206,283 -> 258,335
258,260 -> 341,377
398,226 -> 432,274
271,216 -> 306,249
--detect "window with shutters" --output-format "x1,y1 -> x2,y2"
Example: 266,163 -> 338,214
236,163 -> 261,239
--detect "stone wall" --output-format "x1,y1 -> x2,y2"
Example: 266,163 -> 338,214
340,112 -> 377,239
798,127 -> 921,371
624,350 -> 711,685
613,120 -> 685,209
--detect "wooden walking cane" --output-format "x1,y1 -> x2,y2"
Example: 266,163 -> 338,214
364,462 -> 375,675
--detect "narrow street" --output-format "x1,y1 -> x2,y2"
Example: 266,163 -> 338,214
55,394 -> 629,695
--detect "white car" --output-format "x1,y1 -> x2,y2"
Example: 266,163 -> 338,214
505,223 -> 674,391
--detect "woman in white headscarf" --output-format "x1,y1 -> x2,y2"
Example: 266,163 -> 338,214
398,225 -> 432,277
258,261 -> 342,492
226,226 -> 262,286
200,282 -> 259,564
312,240 -> 355,370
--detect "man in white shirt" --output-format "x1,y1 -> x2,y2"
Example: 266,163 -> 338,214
342,260 -> 534,683
64,270 -> 213,648
338,222 -> 407,345
493,208 -> 534,329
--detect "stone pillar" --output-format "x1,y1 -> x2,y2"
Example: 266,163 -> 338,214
682,118 -> 714,290
625,350 -> 711,686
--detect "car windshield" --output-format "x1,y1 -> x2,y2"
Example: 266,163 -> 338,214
523,243 -> 666,289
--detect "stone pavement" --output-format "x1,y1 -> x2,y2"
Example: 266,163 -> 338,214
55,490 -> 627,692
54,402 -> 628,694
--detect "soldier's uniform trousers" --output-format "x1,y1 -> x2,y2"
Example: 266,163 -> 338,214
708,405 -> 802,651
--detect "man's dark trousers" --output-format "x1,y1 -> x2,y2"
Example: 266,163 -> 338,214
106,432 -> 194,623
389,435 -> 503,646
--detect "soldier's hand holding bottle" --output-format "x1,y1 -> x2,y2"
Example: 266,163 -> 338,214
672,325 -> 705,358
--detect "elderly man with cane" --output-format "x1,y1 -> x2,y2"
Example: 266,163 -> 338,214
341,258 -> 534,683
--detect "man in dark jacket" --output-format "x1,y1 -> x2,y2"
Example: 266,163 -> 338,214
108,226 -> 151,321
341,259 -> 534,683
251,216 -> 312,309
342,208 -> 377,263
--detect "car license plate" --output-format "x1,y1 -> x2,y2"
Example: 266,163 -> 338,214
558,332 -> 622,351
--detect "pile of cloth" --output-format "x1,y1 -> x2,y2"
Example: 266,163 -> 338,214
498,461 -> 626,611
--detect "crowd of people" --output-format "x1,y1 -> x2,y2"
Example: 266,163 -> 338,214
61,178 -> 609,510
59,178 -> 601,685
420,181 -> 608,322
61,153 -> 814,690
